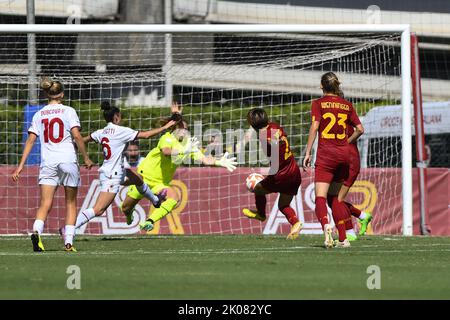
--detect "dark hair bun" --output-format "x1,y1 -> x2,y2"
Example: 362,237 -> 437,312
100,101 -> 111,111
170,112 -> 182,123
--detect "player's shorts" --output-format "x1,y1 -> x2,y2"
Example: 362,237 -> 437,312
343,144 -> 360,187
314,145 -> 350,184
127,181 -> 170,200
39,162 -> 80,187
99,172 -> 125,193
260,161 -> 301,196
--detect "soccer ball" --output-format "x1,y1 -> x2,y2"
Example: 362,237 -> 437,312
246,173 -> 264,192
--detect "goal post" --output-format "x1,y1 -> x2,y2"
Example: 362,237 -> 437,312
0,24 -> 413,236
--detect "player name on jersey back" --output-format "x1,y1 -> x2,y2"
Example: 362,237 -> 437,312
320,101 -> 350,111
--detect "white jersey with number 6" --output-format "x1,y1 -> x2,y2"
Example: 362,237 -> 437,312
28,103 -> 81,166
90,122 -> 138,178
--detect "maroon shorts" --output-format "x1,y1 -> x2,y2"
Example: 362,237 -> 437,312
314,145 -> 350,184
343,144 -> 360,187
260,161 -> 301,196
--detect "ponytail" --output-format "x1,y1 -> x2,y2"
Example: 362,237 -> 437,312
321,72 -> 343,97
101,101 -> 121,123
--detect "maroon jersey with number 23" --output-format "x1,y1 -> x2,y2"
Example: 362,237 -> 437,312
311,95 -> 361,184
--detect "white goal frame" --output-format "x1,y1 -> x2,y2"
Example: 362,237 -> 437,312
0,23 -> 413,236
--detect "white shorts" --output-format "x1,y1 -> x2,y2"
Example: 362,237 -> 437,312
39,163 -> 80,187
99,172 -> 125,193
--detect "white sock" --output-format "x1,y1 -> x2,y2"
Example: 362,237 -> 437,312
33,219 -> 44,234
136,183 -> 159,204
359,212 -> 367,220
65,225 -> 75,245
75,208 -> 96,229
346,229 -> 356,237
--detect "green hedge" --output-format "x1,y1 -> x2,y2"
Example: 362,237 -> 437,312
1,101 -> 394,165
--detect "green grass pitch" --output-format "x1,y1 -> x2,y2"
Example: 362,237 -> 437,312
1,234 -> 450,299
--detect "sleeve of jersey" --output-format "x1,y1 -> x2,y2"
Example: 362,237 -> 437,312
349,105 -> 361,127
123,127 -> 139,143
158,135 -> 185,164
158,134 -> 175,150
311,100 -> 321,123
68,108 -> 81,130
90,130 -> 101,143
27,114 -> 39,136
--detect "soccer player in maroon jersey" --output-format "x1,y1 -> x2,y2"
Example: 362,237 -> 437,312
242,108 -> 303,240
303,72 -> 364,248
327,125 -> 372,241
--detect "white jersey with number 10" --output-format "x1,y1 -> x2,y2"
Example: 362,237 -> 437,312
28,103 -> 81,166
90,122 -> 138,178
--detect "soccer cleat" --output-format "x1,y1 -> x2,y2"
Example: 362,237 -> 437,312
242,208 -> 266,222
334,239 -> 351,248
153,189 -> 168,208
64,243 -> 77,252
323,224 -> 334,248
346,233 -> 358,242
359,213 -> 373,236
139,219 -> 154,232
125,212 -> 134,225
287,221 -> 303,240
31,232 -> 45,252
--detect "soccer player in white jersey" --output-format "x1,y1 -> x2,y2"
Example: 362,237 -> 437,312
12,77 -> 94,252
70,101 -> 176,234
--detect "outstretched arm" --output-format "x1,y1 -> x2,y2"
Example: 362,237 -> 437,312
11,133 -> 37,182
202,152 -> 237,173
137,120 -> 177,139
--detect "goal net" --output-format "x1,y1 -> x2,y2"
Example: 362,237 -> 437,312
0,26 -> 410,236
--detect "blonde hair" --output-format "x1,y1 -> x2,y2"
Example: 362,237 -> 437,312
40,77 -> 64,98
321,72 -> 343,97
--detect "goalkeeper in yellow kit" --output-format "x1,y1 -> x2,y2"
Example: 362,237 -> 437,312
121,110 -> 237,231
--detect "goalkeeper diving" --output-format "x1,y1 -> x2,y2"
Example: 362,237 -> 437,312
122,110 -> 238,231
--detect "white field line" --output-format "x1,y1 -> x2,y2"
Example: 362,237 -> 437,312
2,246 -> 450,256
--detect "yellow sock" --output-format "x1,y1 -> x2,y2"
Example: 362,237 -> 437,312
148,198 -> 178,223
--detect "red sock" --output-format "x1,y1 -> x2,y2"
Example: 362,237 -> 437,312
345,202 -> 362,218
328,195 -> 353,230
331,198 -> 351,242
315,196 -> 329,229
279,205 -> 299,226
255,194 -> 267,218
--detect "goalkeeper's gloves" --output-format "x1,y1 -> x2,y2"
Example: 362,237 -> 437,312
215,152 -> 238,173
182,136 -> 200,154
174,137 -> 201,164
